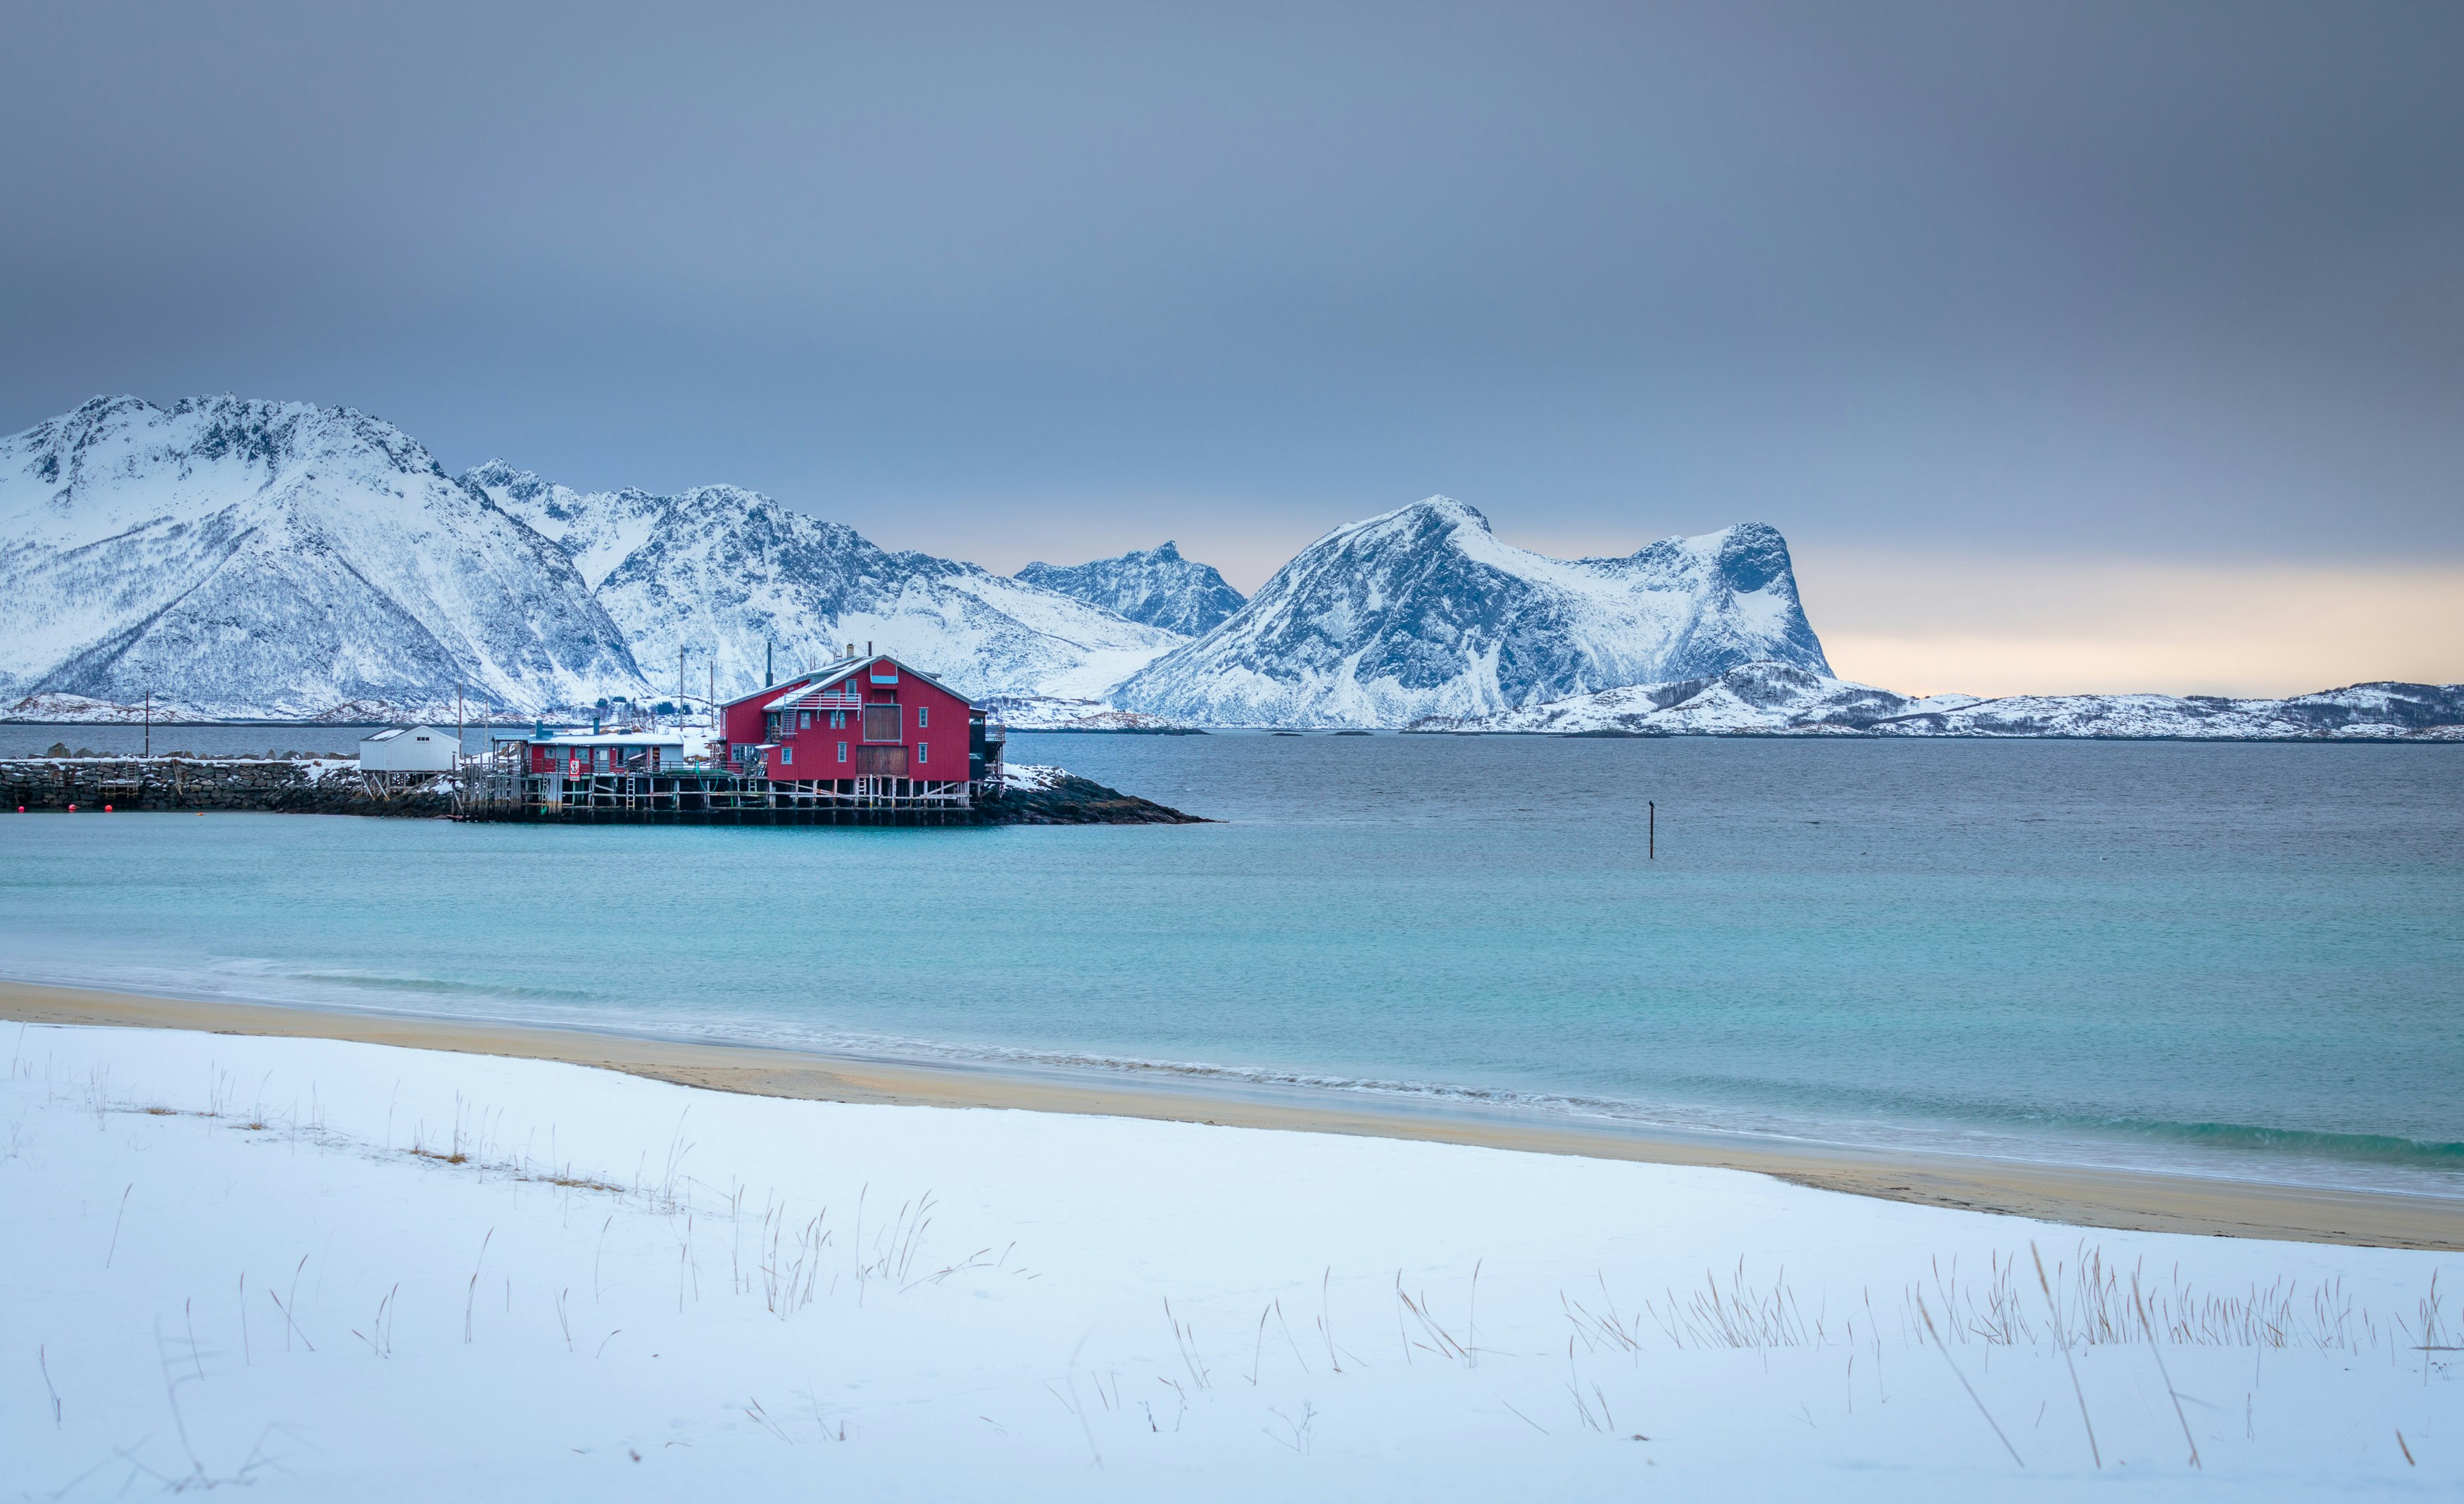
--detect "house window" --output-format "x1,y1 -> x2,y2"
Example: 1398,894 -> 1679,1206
837,742 -> 848,764
917,706 -> 929,728
829,709 -> 846,728
917,741 -> 929,764
800,710 -> 812,729
781,745 -> 792,765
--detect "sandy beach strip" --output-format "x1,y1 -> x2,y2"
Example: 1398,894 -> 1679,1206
4,978 -> 2456,1252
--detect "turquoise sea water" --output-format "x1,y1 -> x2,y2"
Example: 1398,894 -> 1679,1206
4,733 -> 2458,1195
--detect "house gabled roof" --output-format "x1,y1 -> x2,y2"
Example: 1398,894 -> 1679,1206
744,655 -> 973,714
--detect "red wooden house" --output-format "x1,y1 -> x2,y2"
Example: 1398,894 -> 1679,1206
717,653 -> 989,792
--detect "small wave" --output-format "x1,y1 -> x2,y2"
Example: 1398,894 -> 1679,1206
289,971 -> 609,1006
2088,1117 -> 2464,1169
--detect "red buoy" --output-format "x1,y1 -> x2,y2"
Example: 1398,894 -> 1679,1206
66,802 -> 76,811
103,804 -> 113,812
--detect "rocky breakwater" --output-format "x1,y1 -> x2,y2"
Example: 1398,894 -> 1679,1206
1,756 -> 451,816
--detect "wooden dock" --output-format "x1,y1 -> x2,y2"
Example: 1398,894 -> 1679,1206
454,766 -> 984,825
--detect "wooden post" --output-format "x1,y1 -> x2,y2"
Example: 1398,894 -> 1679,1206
1648,800 -> 1655,861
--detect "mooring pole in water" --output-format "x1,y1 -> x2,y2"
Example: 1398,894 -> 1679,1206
1648,800 -> 1655,860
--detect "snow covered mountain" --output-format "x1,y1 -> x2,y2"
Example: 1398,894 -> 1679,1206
11,396 -> 2446,738
1014,542 -> 1247,636
1412,662 -> 2464,739
1113,498 -> 1830,727
0,396 -> 643,720
465,464 -> 1181,702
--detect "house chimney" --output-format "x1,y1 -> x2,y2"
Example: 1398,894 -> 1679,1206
867,640 -> 873,657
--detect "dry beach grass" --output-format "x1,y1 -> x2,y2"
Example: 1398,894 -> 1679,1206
6,1016 -> 2455,1497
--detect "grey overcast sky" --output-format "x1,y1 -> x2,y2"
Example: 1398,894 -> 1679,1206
4,1 -> 2458,692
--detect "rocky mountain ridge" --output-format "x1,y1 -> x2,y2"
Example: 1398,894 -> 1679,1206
1015,542 -> 1248,636
1114,498 -> 1830,727
6,396 -> 2455,740
465,462 -> 1180,704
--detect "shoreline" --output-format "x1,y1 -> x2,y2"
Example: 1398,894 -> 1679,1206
4,978 -> 2458,1251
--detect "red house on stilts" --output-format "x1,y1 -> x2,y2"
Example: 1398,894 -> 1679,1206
463,648 -> 1005,823
716,650 -> 999,804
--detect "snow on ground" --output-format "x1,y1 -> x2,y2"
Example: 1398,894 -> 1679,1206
995,762 -> 1070,793
3,1023 -> 2454,1500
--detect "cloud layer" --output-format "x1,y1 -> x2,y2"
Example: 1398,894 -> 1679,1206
3,2 -> 2456,688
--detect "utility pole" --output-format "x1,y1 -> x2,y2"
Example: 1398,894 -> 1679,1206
1648,800 -> 1655,861
455,683 -> 465,773
677,647 -> 686,731
143,690 -> 151,758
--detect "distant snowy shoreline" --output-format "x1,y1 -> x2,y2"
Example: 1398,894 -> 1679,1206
1404,662 -> 2464,741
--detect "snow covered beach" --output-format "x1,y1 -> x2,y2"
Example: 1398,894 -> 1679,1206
5,1000 -> 2456,1498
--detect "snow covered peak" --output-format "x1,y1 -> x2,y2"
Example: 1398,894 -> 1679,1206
1328,495 -> 1492,545
8,395 -> 449,514
0,396 -> 642,717
467,465 -> 1182,701
1014,540 -> 1248,636
1113,501 -> 1830,727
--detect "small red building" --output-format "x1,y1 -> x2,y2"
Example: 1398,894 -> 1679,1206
717,653 -> 988,790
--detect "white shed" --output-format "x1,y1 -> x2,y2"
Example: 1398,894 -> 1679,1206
358,725 -> 460,773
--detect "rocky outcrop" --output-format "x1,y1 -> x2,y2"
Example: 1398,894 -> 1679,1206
979,771 -> 1205,824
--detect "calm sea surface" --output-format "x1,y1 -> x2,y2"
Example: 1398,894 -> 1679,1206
4,731 -> 2458,1195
